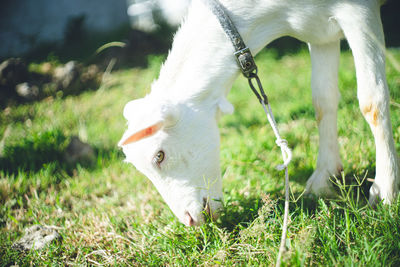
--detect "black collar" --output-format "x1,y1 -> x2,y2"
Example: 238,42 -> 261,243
203,0 -> 257,78
203,0 -> 269,104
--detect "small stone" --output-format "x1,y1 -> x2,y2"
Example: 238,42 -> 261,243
12,225 -> 62,251
0,58 -> 28,87
15,82 -> 39,100
64,136 -> 95,165
53,61 -> 80,91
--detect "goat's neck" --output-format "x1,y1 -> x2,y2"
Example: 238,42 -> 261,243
150,1 -> 287,108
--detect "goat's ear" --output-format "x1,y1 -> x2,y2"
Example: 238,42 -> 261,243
119,98 -> 181,147
118,121 -> 163,146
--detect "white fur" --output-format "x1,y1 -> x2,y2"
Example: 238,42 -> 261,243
120,0 -> 399,226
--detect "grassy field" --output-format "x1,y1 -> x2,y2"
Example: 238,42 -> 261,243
1,48 -> 400,266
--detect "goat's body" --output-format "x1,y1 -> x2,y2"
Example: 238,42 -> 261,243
121,0 -> 399,226
154,0 -> 381,98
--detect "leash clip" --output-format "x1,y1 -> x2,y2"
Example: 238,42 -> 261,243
234,47 -> 257,78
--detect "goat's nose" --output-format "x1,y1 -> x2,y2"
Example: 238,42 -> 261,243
184,211 -> 195,226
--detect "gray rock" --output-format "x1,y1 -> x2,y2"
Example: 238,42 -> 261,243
15,82 -> 39,100
64,136 -> 95,165
0,58 -> 28,88
53,61 -> 80,91
12,225 -> 62,251
0,58 -> 29,102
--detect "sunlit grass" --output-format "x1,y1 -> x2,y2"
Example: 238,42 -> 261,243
1,49 -> 399,265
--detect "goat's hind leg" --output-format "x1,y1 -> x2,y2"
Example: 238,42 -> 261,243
306,40 -> 343,196
336,3 -> 399,204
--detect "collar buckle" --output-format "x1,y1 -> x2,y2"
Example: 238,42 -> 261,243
234,47 -> 257,78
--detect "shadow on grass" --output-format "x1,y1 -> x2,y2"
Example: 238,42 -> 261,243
217,196 -> 263,232
291,168 -> 376,217
0,129 -> 121,176
215,165 -> 376,234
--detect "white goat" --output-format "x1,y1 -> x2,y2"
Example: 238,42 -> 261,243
119,0 -> 399,226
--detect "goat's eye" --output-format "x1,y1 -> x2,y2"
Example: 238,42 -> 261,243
153,150 -> 165,166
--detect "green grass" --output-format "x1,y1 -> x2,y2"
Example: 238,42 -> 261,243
1,49 -> 400,266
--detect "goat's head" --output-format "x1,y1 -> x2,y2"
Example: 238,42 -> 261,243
119,94 -> 233,226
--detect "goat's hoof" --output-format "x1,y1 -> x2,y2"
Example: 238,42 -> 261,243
305,170 -> 336,198
368,182 -> 397,205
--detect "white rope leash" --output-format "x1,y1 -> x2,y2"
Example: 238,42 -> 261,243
203,0 -> 292,263
261,102 -> 292,267
261,102 -> 292,170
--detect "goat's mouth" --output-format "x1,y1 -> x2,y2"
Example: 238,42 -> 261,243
203,197 -> 221,220
183,197 -> 221,227
203,197 -> 211,217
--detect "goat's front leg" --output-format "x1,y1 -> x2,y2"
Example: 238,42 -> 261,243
306,40 -> 343,196
336,5 -> 399,204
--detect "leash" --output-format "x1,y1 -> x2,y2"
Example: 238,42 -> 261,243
203,0 -> 293,265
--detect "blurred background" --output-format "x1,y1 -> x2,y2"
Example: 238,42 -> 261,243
0,0 -> 399,107
0,0 -> 191,65
1,0 -> 399,62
